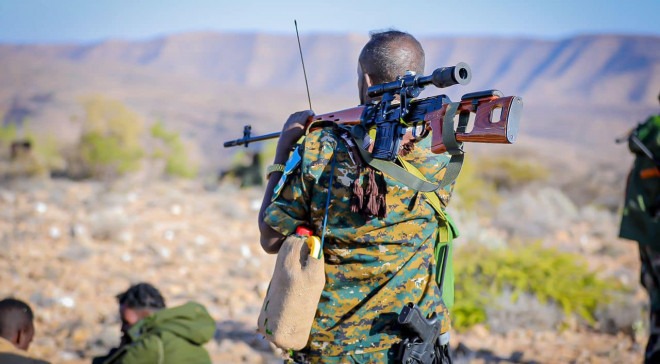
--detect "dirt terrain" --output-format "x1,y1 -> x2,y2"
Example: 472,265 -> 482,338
0,177 -> 647,364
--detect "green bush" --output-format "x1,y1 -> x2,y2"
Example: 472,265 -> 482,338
454,155 -> 501,210
80,131 -> 143,174
77,96 -> 145,178
453,155 -> 549,211
150,121 -> 197,179
477,155 -> 550,190
0,123 -> 17,145
25,130 -> 65,172
451,242 -> 628,331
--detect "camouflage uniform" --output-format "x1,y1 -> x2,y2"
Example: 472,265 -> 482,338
264,125 -> 454,362
619,114 -> 660,363
640,245 -> 660,363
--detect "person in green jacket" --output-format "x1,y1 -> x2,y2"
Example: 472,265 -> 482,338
95,283 -> 216,364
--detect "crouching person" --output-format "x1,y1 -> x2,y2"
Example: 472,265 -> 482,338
97,283 -> 216,364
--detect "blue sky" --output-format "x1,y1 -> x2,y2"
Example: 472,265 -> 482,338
1,0 -> 659,44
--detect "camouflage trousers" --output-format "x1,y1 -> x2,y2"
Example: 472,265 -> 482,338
639,244 -> 660,363
285,342 -> 452,364
285,348 -> 396,364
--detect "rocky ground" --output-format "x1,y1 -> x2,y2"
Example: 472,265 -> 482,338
0,177 -> 646,364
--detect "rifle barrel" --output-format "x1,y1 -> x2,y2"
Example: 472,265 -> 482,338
631,134 -> 660,167
223,131 -> 282,148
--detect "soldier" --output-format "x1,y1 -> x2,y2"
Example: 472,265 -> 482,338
0,298 -> 49,364
94,283 -> 216,364
619,93 -> 660,364
259,30 -> 457,363
218,150 -> 264,188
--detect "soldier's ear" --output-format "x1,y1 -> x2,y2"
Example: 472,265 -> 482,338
363,72 -> 374,88
16,324 -> 34,351
359,71 -> 375,105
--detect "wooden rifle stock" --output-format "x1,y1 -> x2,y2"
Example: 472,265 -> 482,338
222,107 -> 365,148
312,106 -> 364,125
223,90 -> 523,153
429,91 -> 523,154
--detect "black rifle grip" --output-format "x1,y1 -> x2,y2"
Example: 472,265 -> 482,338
372,122 -> 401,161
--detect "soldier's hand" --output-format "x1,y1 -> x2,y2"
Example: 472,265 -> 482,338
277,110 -> 314,156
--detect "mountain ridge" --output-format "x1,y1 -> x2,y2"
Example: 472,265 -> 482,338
0,32 -> 658,170
2,32 -> 657,103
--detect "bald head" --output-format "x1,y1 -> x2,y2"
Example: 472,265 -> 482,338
359,30 -> 425,86
0,298 -> 35,351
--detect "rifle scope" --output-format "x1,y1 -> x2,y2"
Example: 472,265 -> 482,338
367,62 -> 472,98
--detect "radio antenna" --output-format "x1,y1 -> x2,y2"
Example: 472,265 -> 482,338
294,20 -> 313,110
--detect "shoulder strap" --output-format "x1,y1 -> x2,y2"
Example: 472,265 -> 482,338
349,125 -> 441,192
438,101 -> 466,190
101,344 -> 129,364
102,331 -> 165,364
398,157 -> 452,296
398,158 -> 444,216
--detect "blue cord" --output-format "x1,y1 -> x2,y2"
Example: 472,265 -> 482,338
320,154 -> 336,250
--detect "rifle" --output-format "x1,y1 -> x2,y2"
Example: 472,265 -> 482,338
223,62 -> 523,161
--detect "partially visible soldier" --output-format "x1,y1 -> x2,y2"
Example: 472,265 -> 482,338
619,92 -> 660,364
0,298 -> 49,364
94,283 -> 216,364
218,150 -> 264,187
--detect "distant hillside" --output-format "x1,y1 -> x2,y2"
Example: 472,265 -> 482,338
0,32 -> 658,170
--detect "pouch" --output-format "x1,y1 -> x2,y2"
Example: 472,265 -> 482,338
257,234 -> 325,350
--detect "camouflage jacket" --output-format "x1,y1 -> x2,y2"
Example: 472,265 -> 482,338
620,114 -> 660,247
264,125 -> 453,356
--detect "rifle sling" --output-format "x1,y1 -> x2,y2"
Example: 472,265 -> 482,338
631,134 -> 660,169
439,102 -> 465,190
349,125 -> 440,192
399,157 -> 450,296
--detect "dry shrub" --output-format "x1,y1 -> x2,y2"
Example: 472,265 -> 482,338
452,241 -> 629,331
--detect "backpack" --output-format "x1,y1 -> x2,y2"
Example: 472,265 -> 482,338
619,115 -> 660,247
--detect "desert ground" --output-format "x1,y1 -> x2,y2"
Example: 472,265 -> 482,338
0,170 -> 647,363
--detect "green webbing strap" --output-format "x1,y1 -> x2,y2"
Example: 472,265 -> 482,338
398,158 -> 447,236
399,157 -> 452,300
350,125 -> 440,192
439,102 -> 465,189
